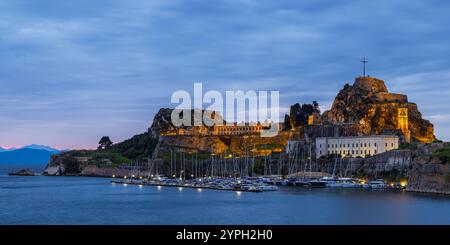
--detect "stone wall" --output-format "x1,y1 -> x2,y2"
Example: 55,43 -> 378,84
374,92 -> 408,103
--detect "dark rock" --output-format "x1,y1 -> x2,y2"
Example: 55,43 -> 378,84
8,168 -> 36,176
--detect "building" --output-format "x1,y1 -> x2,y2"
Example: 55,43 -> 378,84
307,112 -> 321,125
398,108 -> 411,143
161,122 -> 272,136
315,135 -> 399,158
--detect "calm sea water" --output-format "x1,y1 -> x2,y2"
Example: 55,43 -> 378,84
1,164 -> 450,224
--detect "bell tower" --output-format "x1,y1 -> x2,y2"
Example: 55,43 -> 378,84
398,108 -> 410,143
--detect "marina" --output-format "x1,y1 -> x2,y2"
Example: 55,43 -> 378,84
1,171 -> 449,225
110,175 -> 405,192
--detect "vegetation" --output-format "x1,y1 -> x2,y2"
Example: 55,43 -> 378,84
399,142 -> 418,150
98,136 -> 113,150
433,142 -> 450,164
283,101 -> 320,130
59,132 -> 158,168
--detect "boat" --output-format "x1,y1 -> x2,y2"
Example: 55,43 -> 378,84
369,180 -> 388,189
309,179 -> 327,188
259,185 -> 279,191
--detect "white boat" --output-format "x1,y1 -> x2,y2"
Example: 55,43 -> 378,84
369,180 -> 388,189
259,185 -> 279,191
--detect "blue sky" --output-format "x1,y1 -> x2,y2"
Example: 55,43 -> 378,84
1,0 -> 449,149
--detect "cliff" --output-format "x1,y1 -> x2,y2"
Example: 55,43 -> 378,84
322,77 -> 435,143
407,143 -> 450,194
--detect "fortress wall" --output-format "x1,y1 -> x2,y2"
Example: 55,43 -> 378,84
353,77 -> 388,93
375,92 -> 408,103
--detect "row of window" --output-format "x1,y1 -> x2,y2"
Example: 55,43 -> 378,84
319,149 -> 378,156
320,142 -> 394,148
216,127 -> 261,132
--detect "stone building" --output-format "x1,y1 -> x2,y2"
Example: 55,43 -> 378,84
315,135 -> 399,158
398,108 -> 411,143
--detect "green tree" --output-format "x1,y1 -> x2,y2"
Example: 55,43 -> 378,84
98,136 -> 113,150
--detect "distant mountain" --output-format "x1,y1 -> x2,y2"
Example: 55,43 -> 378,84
0,148 -> 59,165
22,144 -> 60,153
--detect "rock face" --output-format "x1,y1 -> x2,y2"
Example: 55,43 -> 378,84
8,168 -> 37,176
323,77 -> 435,143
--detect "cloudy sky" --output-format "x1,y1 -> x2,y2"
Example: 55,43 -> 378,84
1,0 -> 449,149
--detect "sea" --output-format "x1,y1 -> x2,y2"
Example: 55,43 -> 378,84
1,164 -> 450,225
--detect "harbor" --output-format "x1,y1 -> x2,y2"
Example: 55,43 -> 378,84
110,175 -> 406,192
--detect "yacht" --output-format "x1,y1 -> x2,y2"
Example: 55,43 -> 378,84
369,180 -> 388,189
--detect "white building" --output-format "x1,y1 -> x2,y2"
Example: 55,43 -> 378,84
315,135 -> 399,158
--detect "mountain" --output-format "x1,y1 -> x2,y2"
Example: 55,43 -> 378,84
322,76 -> 435,143
22,144 -> 60,153
0,148 -> 59,165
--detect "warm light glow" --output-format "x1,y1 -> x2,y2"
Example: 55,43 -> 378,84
139,176 -> 142,179
124,176 -> 127,179
132,175 -> 135,178
173,175 -> 176,178
400,180 -> 408,187
112,175 -> 115,178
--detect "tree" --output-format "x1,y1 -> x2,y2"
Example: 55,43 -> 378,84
98,136 -> 113,150
288,101 -> 321,128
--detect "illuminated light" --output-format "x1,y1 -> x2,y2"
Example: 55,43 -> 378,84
390,183 -> 395,187
123,183 -> 128,186
157,186 -> 162,191
191,174 -> 194,178
199,179 -> 202,182
173,175 -> 176,178
139,176 -> 143,179
132,175 -> 135,178
400,180 -> 408,187
138,184 -> 143,188
228,154 -> 232,158
197,188 -> 203,192
179,178 -> 182,181
151,174 -> 154,177
124,176 -> 127,179
112,175 -> 115,178
238,180 -> 241,184
236,191 -> 242,196
178,187 -> 183,191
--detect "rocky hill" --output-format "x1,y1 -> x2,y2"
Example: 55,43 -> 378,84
322,76 -> 435,143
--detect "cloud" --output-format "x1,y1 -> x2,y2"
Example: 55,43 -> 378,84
1,0 -> 450,148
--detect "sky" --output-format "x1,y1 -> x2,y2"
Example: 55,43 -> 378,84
1,0 -> 450,149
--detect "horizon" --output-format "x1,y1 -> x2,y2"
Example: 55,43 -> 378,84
1,0 -> 450,149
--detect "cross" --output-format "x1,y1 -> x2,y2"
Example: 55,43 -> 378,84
361,56 -> 368,77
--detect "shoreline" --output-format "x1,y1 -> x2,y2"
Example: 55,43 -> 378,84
39,173 -> 450,196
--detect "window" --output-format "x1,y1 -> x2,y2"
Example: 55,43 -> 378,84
391,143 -> 394,147
374,143 -> 377,147
385,143 -> 388,147
364,143 -> 366,147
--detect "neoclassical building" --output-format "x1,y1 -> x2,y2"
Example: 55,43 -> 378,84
315,135 -> 399,158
